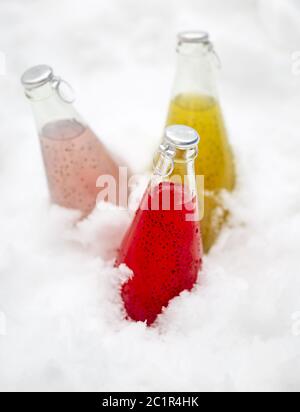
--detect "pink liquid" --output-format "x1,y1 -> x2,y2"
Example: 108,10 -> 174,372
116,182 -> 203,326
40,119 -> 120,217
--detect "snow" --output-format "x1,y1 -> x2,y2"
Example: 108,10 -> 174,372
0,0 -> 300,392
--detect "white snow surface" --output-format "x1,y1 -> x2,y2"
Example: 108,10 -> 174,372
0,0 -> 300,392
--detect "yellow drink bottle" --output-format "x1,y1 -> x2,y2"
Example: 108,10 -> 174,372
166,32 -> 236,253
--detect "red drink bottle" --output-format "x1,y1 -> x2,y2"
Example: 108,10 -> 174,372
116,126 -> 203,325
21,65 -> 121,217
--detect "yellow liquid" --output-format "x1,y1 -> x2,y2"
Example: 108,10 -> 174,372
166,93 -> 236,252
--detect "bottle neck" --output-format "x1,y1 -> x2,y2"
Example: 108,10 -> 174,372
152,145 -> 198,198
25,82 -> 83,134
172,42 -> 219,99
150,145 -> 200,220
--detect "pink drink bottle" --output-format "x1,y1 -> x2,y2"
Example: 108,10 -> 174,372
21,65 -> 120,217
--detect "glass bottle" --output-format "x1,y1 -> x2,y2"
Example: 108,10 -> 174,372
116,125 -> 203,326
21,65 -> 120,217
166,32 -> 236,253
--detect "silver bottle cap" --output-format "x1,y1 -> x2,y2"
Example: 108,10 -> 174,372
154,126 -> 200,177
164,125 -> 200,149
178,31 -> 210,45
177,31 -> 220,67
21,65 -> 75,103
21,65 -> 54,90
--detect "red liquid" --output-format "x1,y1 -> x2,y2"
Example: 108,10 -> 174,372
116,182 -> 203,326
